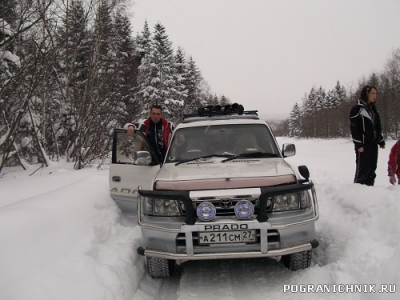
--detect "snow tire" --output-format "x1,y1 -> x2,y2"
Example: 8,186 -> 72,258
282,250 -> 312,271
146,257 -> 175,278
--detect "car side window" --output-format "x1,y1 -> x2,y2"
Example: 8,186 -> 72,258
115,132 -> 154,164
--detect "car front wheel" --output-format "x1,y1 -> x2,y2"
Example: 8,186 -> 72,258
282,250 -> 312,271
147,257 -> 175,278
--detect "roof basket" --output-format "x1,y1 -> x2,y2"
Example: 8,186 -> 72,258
183,103 -> 258,119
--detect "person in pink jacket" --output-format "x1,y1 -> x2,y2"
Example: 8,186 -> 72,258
388,140 -> 400,185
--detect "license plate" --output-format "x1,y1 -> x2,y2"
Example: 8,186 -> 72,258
198,230 -> 256,244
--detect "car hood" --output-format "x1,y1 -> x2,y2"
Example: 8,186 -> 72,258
154,158 -> 297,190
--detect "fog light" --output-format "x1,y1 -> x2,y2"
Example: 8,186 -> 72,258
196,202 -> 216,221
234,200 -> 254,219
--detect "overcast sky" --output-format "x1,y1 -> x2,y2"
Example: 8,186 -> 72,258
128,0 -> 400,119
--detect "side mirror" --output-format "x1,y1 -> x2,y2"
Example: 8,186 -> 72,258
282,143 -> 296,157
298,165 -> 310,181
134,151 -> 152,165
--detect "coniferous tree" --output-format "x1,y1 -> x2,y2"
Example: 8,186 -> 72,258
173,47 -> 188,121
323,89 -> 336,137
135,20 -> 151,58
315,87 -> 326,111
289,103 -> 302,137
55,0 -> 91,158
69,0 -> 128,169
379,75 -> 391,137
382,51 -> 400,138
113,10 -> 138,124
220,95 -> 230,105
314,87 -> 327,137
184,56 -> 203,114
136,22 -> 183,122
331,81 -> 347,137
301,87 -> 317,138
333,81 -> 346,107
153,23 -> 183,121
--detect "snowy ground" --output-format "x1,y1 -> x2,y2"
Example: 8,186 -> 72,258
0,138 -> 399,300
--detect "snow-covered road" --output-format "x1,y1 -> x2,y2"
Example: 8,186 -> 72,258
0,138 -> 399,300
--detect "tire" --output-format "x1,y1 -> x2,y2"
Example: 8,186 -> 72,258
146,257 -> 175,278
282,250 -> 312,271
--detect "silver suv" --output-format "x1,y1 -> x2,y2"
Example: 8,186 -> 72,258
110,105 -> 319,278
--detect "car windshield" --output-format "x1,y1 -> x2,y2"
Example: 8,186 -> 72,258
165,124 -> 280,163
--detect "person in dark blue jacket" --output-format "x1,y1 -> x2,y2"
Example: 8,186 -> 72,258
350,85 -> 385,186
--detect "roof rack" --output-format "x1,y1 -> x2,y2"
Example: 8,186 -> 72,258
183,103 -> 258,120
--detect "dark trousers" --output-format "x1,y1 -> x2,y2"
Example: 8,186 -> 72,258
354,143 -> 378,186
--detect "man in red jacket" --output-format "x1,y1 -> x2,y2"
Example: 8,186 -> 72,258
125,105 -> 174,161
388,140 -> 400,185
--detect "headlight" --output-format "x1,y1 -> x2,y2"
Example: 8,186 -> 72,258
143,198 -> 180,216
272,191 -> 311,211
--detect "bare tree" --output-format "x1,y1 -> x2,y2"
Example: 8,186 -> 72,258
0,0 -> 55,172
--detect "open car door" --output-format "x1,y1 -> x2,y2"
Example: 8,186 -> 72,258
109,128 -> 161,214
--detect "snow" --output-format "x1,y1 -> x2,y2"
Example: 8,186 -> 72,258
21,136 -> 31,148
0,138 -> 399,300
0,50 -> 21,67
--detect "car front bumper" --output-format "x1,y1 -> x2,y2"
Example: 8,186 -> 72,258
137,208 -> 319,262
137,239 -> 319,261
137,183 -> 319,261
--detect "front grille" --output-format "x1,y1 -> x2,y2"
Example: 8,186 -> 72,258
180,196 -> 273,217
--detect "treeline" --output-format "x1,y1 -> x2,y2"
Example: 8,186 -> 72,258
275,50 -> 400,139
0,0 -> 229,172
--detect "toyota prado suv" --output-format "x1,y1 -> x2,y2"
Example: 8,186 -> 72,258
110,104 -> 319,278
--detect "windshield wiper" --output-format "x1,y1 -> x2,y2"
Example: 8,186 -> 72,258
175,154 -> 234,166
221,152 -> 279,162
